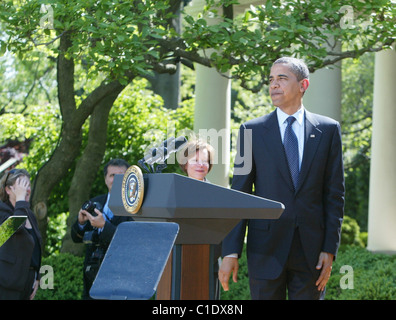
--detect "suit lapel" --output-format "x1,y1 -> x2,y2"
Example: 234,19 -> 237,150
296,111 -> 322,193
260,110 -> 295,191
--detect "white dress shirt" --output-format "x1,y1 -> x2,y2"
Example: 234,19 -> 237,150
276,106 -> 305,170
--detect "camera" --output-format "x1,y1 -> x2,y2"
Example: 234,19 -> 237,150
81,200 -> 103,217
81,200 -> 103,244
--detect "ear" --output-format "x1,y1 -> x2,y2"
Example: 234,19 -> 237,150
4,185 -> 12,196
300,79 -> 309,93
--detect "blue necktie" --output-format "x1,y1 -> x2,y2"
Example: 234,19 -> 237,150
284,116 -> 299,189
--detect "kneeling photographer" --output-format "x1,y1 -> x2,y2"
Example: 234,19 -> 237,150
71,159 -> 132,299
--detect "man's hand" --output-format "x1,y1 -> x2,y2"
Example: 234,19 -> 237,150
78,209 -> 88,225
218,256 -> 239,291
85,209 -> 106,229
30,280 -> 39,300
315,252 -> 334,291
78,208 -> 105,229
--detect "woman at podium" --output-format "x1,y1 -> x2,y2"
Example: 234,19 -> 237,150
179,137 -> 214,182
177,138 -> 221,300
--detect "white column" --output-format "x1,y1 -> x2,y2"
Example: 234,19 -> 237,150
185,1 -> 231,187
367,46 -> 396,254
194,63 -> 231,187
303,63 -> 342,122
303,38 -> 342,121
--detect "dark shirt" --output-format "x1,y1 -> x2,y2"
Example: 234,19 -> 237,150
26,228 -> 41,272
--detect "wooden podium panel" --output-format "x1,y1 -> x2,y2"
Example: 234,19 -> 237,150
180,244 -> 210,300
156,244 -> 212,300
156,251 -> 173,300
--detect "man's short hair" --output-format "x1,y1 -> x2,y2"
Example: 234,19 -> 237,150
103,159 -> 130,176
273,57 -> 309,81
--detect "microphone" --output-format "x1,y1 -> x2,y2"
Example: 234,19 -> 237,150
163,136 -> 187,161
161,137 -> 176,148
141,147 -> 157,163
145,147 -> 168,165
175,136 -> 188,149
141,137 -> 175,164
138,136 -> 188,172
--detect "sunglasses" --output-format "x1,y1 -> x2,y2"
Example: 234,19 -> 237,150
4,169 -> 17,187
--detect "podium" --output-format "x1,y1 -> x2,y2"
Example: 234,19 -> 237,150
89,221 -> 179,300
103,172 -> 284,300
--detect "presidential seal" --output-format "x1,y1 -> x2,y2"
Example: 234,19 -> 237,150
121,165 -> 144,214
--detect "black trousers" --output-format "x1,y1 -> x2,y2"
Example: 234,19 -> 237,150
249,228 -> 325,300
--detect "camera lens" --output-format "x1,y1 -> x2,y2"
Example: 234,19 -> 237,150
81,200 -> 102,216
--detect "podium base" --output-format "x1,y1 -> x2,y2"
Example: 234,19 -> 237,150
156,244 -> 220,300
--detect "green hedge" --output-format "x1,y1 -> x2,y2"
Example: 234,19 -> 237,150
340,215 -> 366,247
220,245 -> 396,300
220,216 -> 396,300
327,245 -> 396,300
35,253 -> 84,300
34,217 -> 396,300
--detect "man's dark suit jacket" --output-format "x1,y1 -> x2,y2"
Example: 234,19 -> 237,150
71,193 -> 132,298
71,194 -> 132,248
222,109 -> 345,281
0,200 -> 42,299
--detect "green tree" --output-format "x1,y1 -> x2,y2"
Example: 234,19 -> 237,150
0,0 -> 394,251
60,78 -> 194,253
341,53 -> 374,231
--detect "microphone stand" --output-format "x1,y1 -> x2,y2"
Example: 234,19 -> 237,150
138,136 -> 187,174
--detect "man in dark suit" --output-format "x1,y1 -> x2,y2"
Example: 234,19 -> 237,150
71,159 -> 132,299
219,57 -> 344,300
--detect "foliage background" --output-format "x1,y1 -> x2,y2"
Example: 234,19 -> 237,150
1,51 -> 389,300
33,52 -> 391,300
0,0 -> 394,300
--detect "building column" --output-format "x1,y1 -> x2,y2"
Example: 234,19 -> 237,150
185,1 -> 231,187
193,57 -> 231,188
303,61 -> 342,122
367,45 -> 396,254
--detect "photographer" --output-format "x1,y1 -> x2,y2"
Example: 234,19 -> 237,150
71,159 -> 132,299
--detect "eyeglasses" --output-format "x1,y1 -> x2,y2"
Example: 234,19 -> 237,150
4,169 -> 17,187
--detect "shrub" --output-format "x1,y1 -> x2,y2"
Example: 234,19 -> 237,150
45,211 -> 68,256
220,244 -> 396,300
34,245 -> 396,300
35,253 -> 84,300
327,246 -> 396,300
341,215 -> 365,247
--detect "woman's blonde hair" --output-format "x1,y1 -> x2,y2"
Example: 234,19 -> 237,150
0,169 -> 30,202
